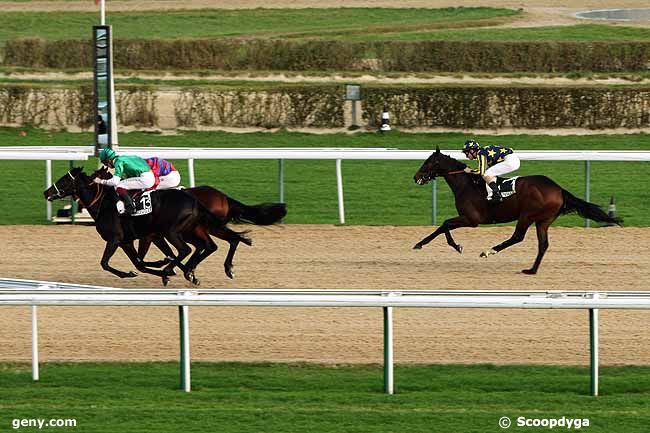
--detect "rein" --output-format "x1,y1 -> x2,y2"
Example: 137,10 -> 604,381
85,182 -> 104,208
446,169 -> 466,175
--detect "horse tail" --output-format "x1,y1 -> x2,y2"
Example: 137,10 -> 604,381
198,203 -> 253,246
560,189 -> 623,226
226,197 -> 286,225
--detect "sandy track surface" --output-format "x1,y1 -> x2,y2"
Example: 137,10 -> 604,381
1,224 -> 649,365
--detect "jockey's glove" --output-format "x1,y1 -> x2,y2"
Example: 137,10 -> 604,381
93,178 -> 105,185
464,167 -> 479,174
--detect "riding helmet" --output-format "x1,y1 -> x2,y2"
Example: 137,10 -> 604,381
99,147 -> 116,163
462,139 -> 480,153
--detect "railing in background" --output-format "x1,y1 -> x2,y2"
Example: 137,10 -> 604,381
3,147 -> 650,226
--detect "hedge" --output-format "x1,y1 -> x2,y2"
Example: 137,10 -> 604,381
5,38 -> 650,72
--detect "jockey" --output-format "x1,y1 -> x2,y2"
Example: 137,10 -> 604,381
146,157 -> 181,190
95,147 -> 155,214
462,139 -> 520,203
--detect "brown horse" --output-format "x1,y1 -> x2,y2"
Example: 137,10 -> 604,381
413,147 -> 622,274
138,185 -> 286,279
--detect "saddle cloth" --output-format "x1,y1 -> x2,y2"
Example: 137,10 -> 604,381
485,177 -> 519,201
130,191 -> 153,216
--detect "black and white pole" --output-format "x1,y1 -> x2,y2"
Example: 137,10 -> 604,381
607,196 -> 617,226
379,105 -> 391,133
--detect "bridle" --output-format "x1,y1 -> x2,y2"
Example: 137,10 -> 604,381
50,170 -> 76,199
51,170 -> 104,210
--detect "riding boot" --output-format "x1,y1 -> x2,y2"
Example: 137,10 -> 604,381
117,190 -> 136,214
488,181 -> 503,203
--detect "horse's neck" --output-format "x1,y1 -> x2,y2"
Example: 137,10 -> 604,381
444,173 -> 482,199
77,183 -> 110,219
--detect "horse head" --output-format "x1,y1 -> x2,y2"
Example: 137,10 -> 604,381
93,165 -> 113,180
43,167 -> 87,201
414,146 -> 466,185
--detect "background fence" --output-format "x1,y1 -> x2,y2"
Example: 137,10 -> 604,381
2,146 -> 650,226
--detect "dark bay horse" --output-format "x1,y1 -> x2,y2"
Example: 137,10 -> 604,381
93,167 -> 286,279
413,147 -> 622,274
44,167 -> 246,285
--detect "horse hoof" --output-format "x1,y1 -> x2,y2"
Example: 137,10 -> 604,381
456,245 -> 463,254
480,249 -> 496,258
126,271 -> 138,278
413,244 -> 422,250
522,269 -> 537,275
162,276 -> 170,286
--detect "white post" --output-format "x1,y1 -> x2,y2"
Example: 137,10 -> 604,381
31,306 -> 39,381
188,159 -> 196,188
45,160 -> 52,221
100,0 -> 106,25
179,305 -> 191,392
336,159 -> 345,224
383,306 -> 394,395
590,307 -> 599,396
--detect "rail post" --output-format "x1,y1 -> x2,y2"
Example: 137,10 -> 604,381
336,159 -> 345,224
45,160 -> 52,222
590,304 -> 599,396
31,305 -> 39,381
188,159 -> 196,188
584,161 -> 591,228
383,306 -> 394,395
178,305 -> 190,392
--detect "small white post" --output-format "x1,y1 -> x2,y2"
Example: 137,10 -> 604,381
99,0 -> 106,25
45,160 -> 52,221
179,305 -> 191,392
31,306 -> 39,381
188,159 -> 196,188
336,159 -> 345,224
383,306 -> 394,395
590,307 -> 599,396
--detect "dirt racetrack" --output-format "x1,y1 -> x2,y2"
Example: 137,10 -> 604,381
1,224 -> 649,366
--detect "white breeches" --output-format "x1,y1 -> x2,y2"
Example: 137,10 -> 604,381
484,154 -> 520,180
157,170 -> 181,190
116,170 -> 155,190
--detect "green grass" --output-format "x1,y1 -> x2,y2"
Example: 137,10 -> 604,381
0,7 -> 519,47
2,362 -> 650,432
1,127 -> 649,226
352,23 -> 650,42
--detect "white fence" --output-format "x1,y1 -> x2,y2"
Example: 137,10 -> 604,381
3,278 -> 650,395
3,146 -> 650,225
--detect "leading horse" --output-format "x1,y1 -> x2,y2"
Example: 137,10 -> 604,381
413,147 -> 622,274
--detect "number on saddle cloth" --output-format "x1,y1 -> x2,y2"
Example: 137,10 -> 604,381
485,177 -> 519,200
130,191 -> 153,216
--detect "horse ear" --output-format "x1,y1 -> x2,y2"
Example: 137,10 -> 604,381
435,145 -> 440,154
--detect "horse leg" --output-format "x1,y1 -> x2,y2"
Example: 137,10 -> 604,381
182,228 -> 218,285
481,217 -> 533,258
212,227 -> 252,279
523,219 -> 553,275
162,232 -> 193,279
120,242 -> 174,284
100,242 -> 137,278
413,215 -> 474,253
138,236 -> 175,269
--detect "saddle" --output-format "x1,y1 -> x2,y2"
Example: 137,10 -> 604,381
485,177 -> 519,201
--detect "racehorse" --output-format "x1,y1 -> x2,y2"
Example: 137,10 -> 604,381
413,146 -> 622,274
93,166 -> 287,279
43,167 -> 247,285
